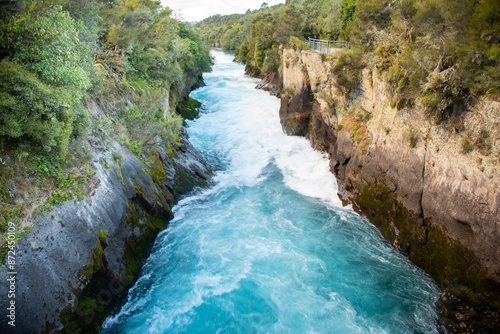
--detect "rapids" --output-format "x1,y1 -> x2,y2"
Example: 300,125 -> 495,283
101,50 -> 440,334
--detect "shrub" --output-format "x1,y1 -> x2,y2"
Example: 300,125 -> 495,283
475,130 -> 491,156
331,50 -> 364,96
112,151 -> 122,161
340,0 -> 357,40
0,59 -> 76,159
128,140 -> 143,156
176,95 -> 202,120
71,105 -> 91,139
288,36 -> 308,51
262,47 -> 281,74
420,68 -> 468,122
118,87 -> 183,154
316,91 -> 335,108
383,49 -> 427,110
0,6 -> 90,94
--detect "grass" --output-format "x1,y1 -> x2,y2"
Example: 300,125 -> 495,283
0,145 -> 99,264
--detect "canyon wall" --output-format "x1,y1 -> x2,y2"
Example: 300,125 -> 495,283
278,48 -> 500,331
0,106 -> 211,334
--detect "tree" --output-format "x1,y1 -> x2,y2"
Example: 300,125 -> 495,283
0,3 -> 94,159
0,59 -> 75,158
0,6 -> 90,92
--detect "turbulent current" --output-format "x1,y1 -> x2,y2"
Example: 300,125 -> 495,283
101,50 -> 441,333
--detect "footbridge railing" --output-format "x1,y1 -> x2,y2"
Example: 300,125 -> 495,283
307,38 -> 350,55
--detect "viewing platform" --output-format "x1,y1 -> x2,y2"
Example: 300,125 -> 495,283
307,38 -> 350,55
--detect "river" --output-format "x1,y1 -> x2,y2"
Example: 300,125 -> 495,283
101,50 -> 441,334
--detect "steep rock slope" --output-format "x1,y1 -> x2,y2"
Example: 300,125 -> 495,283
0,126 -> 210,333
279,48 -> 500,331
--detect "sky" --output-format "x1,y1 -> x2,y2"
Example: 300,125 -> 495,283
161,0 -> 286,22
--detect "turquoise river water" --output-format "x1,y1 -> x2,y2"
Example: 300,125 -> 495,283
101,50 -> 441,334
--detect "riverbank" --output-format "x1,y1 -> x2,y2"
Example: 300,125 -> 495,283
101,49 -> 442,334
252,48 -> 500,333
0,126 -> 211,333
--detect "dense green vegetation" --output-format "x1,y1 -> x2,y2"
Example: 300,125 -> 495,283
0,0 -> 212,258
1,0 -> 211,159
194,0 -> 354,76
358,0 -> 500,121
196,0 -> 499,119
196,1 -> 500,331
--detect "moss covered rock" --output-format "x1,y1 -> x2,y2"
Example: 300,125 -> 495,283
176,94 -> 202,121
0,135 -> 211,333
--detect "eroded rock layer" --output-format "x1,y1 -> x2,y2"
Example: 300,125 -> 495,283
0,136 -> 211,333
278,48 -> 500,332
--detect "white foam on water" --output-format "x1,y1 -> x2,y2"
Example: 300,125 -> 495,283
101,49 -> 441,334
190,50 -> 342,205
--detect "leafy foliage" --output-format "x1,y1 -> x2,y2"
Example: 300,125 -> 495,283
1,5 -> 90,92
0,59 -> 79,159
340,0 -> 356,39
196,0 -> 346,75
0,0 -> 212,239
330,50 -> 364,95
351,0 -> 500,120
0,0 -> 212,160
92,0 -> 212,157
117,88 -> 183,154
198,0 -> 498,124
99,1 -> 211,92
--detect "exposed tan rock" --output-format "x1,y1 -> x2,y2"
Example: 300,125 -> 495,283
276,49 -> 500,332
279,48 -> 500,283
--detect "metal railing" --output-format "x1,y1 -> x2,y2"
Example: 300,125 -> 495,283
307,38 -> 350,55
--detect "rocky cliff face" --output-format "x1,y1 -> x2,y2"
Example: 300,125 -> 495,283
0,118 -> 210,332
279,48 -> 500,331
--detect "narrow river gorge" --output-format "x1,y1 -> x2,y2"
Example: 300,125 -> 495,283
101,50 -> 441,334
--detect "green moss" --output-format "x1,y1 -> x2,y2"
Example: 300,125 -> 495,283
62,237 -> 109,333
133,179 -> 143,196
125,201 -> 141,228
62,199 -> 171,333
352,124 -> 367,142
175,94 -> 202,120
77,240 -> 104,284
358,141 -> 370,153
158,187 -> 174,207
114,161 -> 123,180
148,155 -> 166,185
284,117 -> 302,132
282,87 -> 295,98
123,201 -> 168,281
99,230 -> 107,246
140,151 -> 171,208
356,181 -> 483,287
173,168 -> 208,198
354,180 -> 500,331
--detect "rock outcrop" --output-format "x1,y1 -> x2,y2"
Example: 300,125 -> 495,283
0,133 -> 210,333
278,48 -> 500,332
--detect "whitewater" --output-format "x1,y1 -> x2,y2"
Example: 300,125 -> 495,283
101,50 -> 441,334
